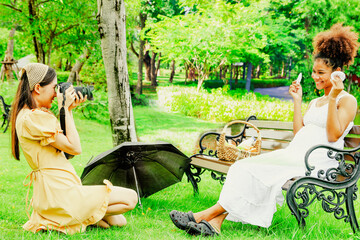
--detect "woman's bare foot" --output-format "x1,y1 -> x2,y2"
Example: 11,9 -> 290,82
96,219 -> 110,228
103,214 -> 127,227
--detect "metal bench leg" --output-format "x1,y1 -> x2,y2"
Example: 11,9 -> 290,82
3,120 -> 9,133
346,186 -> 359,233
1,116 -> 5,128
185,166 -> 199,194
286,191 -> 306,229
1,117 -> 6,133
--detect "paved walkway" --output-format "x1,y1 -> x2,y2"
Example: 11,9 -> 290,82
254,86 -> 292,101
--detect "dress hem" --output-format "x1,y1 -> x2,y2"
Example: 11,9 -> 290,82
23,179 -> 113,235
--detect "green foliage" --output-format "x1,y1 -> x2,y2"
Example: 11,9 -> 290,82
157,86 -> 308,122
203,78 -> 290,90
0,28 -> 33,61
0,0 -> 98,64
146,0 -> 269,86
132,94 -> 150,106
80,59 -> 107,89
56,71 -> 71,83
0,82 -> 17,105
72,89 -> 109,123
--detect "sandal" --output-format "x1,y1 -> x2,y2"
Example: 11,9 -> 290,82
169,210 -> 196,230
186,220 -> 220,237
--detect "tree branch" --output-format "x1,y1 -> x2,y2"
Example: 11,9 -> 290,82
130,41 -> 139,58
0,3 -> 22,12
54,23 -> 78,37
36,0 -> 52,7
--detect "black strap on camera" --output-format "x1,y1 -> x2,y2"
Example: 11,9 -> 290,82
59,94 -> 73,159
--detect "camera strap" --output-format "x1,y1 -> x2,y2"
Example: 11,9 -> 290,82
59,97 -> 73,159
60,99 -> 66,136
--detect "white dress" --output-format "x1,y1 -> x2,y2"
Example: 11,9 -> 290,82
218,94 -> 353,228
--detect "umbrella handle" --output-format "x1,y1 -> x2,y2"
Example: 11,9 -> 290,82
132,166 -> 142,208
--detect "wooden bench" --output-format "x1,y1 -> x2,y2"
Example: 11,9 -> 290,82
0,95 -> 11,133
184,115 -> 360,233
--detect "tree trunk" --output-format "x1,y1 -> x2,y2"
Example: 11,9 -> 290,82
0,27 -> 17,82
245,62 -> 252,92
219,66 -> 222,80
242,64 -> 246,80
97,0 -> 137,145
256,64 -> 261,78
136,12 -> 146,95
234,66 -> 239,85
222,66 -> 228,79
269,64 -> 273,76
56,58 -> 62,70
143,51 -> 151,81
150,51 -> 158,86
46,37 -> 53,65
65,55 -> 72,71
28,0 -> 45,64
169,60 -> 175,83
67,47 -> 91,84
281,61 -> 285,77
155,53 -> 161,78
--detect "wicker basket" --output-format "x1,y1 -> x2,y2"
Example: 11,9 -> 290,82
217,120 -> 261,162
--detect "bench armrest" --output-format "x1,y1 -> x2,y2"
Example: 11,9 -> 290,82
0,95 -> 11,114
304,144 -> 360,183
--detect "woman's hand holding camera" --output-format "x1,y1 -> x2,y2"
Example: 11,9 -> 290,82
57,85 -> 87,111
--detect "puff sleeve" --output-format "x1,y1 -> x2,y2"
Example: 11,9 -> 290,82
21,109 -> 63,146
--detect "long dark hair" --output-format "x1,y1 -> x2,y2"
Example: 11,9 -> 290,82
11,67 -> 56,160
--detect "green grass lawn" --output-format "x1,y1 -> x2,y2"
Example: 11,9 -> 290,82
1,105 -> 360,239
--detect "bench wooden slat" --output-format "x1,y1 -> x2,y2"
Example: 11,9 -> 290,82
248,120 -> 293,130
349,125 -> 360,135
191,155 -> 231,174
245,128 -> 294,141
261,139 -> 290,151
344,136 -> 360,148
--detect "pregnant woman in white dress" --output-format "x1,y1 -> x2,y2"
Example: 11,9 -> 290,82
169,23 -> 360,236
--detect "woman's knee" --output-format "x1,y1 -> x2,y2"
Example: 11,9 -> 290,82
109,187 -> 138,209
127,189 -> 138,210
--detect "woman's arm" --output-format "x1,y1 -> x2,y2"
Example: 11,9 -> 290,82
289,81 -> 304,135
326,94 -> 357,142
326,76 -> 357,142
50,87 -> 86,155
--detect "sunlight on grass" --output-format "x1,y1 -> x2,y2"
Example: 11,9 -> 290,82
0,100 -> 359,239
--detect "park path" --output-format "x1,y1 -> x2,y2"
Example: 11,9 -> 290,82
254,86 -> 292,101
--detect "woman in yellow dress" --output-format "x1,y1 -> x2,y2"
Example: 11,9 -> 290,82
10,63 -> 138,234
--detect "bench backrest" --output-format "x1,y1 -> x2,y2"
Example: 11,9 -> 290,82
247,120 -> 294,153
245,120 -> 360,153
194,119 -> 360,157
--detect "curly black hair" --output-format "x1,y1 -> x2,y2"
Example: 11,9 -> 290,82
313,23 -> 360,69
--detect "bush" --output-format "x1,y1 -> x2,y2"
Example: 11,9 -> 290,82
131,94 -> 150,106
201,78 -> 290,90
80,60 -> 107,89
157,86 -> 308,122
56,71 -> 70,83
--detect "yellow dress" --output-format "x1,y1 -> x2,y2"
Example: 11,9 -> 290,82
16,108 -> 112,234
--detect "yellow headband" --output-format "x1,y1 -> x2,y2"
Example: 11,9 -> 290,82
20,63 -> 49,91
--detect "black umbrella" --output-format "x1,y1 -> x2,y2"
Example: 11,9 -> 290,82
80,142 -> 190,206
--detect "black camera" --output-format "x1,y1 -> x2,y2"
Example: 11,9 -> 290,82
58,82 -> 94,100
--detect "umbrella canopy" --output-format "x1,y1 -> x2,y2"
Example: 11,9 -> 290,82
81,142 -> 190,198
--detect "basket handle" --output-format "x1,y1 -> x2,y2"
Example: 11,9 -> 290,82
222,120 -> 260,135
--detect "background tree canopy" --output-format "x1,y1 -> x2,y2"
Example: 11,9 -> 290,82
0,0 -> 360,99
